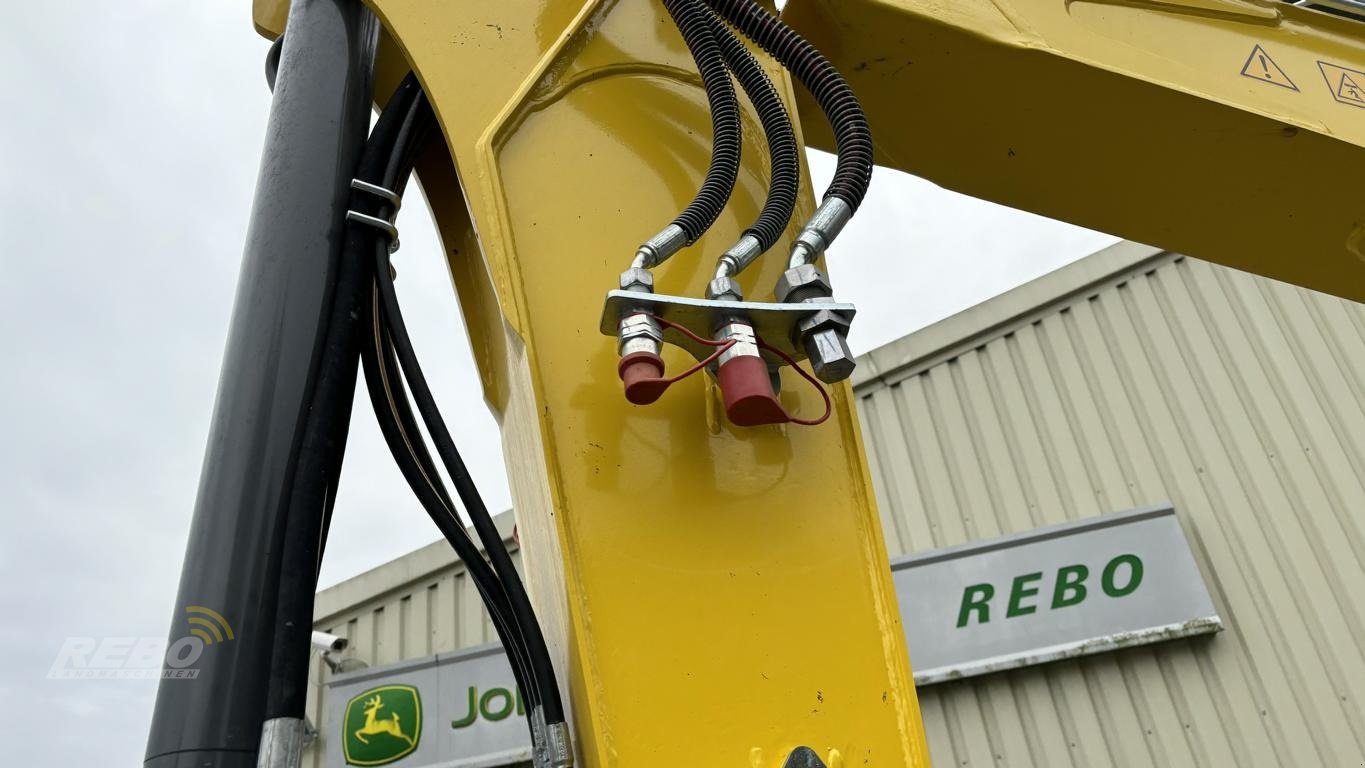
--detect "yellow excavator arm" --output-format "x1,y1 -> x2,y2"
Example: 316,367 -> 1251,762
784,0 -> 1365,303
235,2 -> 1364,766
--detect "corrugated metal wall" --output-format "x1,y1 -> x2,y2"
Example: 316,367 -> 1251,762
309,241 -> 1365,767
855,242 -> 1365,767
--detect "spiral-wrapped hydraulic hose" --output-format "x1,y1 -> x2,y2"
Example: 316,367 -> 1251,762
705,8 -> 799,253
703,0 -> 873,212
661,0 -> 743,242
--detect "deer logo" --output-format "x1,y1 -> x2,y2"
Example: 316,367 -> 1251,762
356,694 -> 415,746
342,685 -> 422,766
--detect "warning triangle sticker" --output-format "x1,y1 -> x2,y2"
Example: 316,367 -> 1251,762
1241,45 -> 1297,91
1318,61 -> 1365,109
1340,74 -> 1365,105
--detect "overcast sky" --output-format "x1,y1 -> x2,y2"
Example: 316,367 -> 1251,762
0,2 -> 1116,765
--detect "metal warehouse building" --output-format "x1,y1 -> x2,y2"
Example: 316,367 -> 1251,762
307,241 -> 1365,767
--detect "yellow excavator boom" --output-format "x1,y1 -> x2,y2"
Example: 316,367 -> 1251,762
784,0 -> 1365,303
245,1 -> 1365,765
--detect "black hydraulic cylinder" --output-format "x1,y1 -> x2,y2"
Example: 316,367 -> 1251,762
143,2 -> 377,765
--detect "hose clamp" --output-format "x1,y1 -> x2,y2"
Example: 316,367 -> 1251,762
347,179 -> 403,253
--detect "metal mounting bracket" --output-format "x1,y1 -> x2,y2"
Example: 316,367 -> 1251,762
599,290 -> 856,366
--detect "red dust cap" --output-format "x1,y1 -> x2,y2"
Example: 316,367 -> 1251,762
717,355 -> 786,427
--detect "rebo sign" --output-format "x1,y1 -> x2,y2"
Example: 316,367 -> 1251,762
892,504 -> 1220,685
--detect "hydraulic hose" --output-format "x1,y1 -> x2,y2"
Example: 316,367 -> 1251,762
344,76 -> 562,753
703,0 -> 873,212
347,78 -> 538,714
367,87 -> 542,717
365,85 -> 567,730
705,7 -> 800,271
360,293 -> 538,720
372,222 -> 566,726
632,0 -> 743,269
261,74 -> 422,723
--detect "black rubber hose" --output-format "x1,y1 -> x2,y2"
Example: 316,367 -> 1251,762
265,34 -> 284,92
369,89 -> 566,726
360,289 -> 539,724
353,79 -> 551,724
371,236 -> 565,725
661,0 -> 742,242
705,8 -> 799,252
262,74 -> 422,722
703,0 -> 873,211
370,106 -> 545,717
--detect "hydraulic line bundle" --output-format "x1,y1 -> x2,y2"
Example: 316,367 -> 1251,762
603,0 -> 873,427
340,78 -> 572,767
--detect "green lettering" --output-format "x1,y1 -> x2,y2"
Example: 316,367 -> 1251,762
956,583 -> 995,627
1006,572 -> 1044,618
516,686 -> 525,716
451,685 -> 477,729
1051,564 -> 1089,609
480,687 -> 514,721
1102,554 -> 1143,597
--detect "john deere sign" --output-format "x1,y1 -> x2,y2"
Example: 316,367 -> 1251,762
324,504 -> 1219,766
342,685 -> 421,766
325,646 -> 534,767
892,504 -> 1221,684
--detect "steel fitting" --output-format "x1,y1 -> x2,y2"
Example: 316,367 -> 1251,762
777,263 -> 855,383
630,224 -> 688,269
796,309 -> 856,383
544,721 -> 574,768
257,717 -> 309,768
617,312 -> 666,405
618,312 -> 662,358
619,267 -> 655,294
788,197 -> 852,268
715,321 -> 760,368
706,276 -> 744,302
775,264 -> 834,305
530,707 -> 574,768
714,234 -> 763,279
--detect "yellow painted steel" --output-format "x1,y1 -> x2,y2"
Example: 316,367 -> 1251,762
248,1 -> 1365,765
782,0 -> 1365,303
243,0 -> 1365,764
258,2 -> 930,766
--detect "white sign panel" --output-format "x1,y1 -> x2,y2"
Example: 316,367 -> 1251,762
892,504 -> 1221,684
325,645 -> 531,768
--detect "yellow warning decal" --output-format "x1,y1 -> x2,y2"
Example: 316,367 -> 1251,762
1318,61 -> 1365,110
1241,45 -> 1297,91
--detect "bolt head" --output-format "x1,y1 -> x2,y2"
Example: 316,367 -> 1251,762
803,328 -> 856,383
795,308 -> 853,338
619,267 -> 654,293
775,264 -> 833,304
706,276 -> 743,301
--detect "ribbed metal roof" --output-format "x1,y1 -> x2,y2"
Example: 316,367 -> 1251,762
855,241 -> 1365,766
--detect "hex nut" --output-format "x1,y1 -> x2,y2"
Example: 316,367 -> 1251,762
706,276 -> 744,301
619,268 -> 655,293
775,264 -> 833,304
795,308 -> 853,338
803,327 -> 856,383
